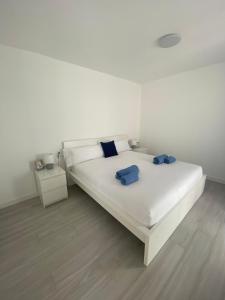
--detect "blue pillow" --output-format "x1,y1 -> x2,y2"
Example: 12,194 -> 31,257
100,141 -> 118,158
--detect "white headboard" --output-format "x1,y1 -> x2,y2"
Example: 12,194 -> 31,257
62,134 -> 128,149
62,134 -> 128,169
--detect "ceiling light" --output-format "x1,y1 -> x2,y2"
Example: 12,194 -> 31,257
158,33 -> 181,48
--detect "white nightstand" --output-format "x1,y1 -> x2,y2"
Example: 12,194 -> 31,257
132,147 -> 149,154
35,166 -> 68,207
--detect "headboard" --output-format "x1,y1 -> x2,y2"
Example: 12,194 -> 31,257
62,134 -> 128,170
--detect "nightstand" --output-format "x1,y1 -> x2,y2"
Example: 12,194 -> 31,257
133,147 -> 149,154
35,166 -> 68,207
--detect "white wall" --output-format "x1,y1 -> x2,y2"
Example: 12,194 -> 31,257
0,44 -> 141,207
1,43 -> 224,208
140,62 -> 225,183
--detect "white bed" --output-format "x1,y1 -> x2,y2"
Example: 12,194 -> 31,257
63,135 -> 206,266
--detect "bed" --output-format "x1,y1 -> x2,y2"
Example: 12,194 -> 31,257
62,135 -> 206,266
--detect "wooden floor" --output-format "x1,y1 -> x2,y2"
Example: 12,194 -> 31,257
0,180 -> 225,300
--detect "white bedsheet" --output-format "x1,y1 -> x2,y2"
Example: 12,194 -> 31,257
71,151 -> 203,227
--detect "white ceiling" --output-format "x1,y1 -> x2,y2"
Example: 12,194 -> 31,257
0,0 -> 225,83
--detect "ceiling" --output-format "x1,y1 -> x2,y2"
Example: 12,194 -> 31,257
0,0 -> 225,83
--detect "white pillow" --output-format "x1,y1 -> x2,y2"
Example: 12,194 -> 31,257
70,144 -> 103,166
115,140 -> 131,153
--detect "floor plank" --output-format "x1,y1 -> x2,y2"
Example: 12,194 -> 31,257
0,181 -> 225,300
156,230 -> 212,300
191,223 -> 225,300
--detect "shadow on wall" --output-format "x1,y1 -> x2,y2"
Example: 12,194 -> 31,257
12,161 -> 38,203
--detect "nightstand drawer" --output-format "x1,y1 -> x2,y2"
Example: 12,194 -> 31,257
42,186 -> 68,207
41,175 -> 66,192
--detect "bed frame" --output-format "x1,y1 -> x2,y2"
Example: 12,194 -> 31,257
62,135 -> 206,266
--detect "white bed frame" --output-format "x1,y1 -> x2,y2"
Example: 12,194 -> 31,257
62,135 -> 206,266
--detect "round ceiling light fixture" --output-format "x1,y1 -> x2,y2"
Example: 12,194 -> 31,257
158,33 -> 181,48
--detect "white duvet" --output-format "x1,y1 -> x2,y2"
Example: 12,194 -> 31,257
71,151 -> 203,227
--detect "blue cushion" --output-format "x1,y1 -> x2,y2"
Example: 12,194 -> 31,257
164,156 -> 176,164
153,154 -> 168,165
115,165 -> 139,180
100,141 -> 118,158
120,172 -> 139,185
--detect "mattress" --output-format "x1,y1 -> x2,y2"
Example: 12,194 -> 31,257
71,151 -> 203,227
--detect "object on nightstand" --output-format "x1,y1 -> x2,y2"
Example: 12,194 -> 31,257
57,151 -> 61,167
43,153 -> 55,169
129,138 -> 140,149
35,166 -> 68,207
34,159 -> 45,171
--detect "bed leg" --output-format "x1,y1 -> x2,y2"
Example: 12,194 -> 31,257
144,238 -> 151,266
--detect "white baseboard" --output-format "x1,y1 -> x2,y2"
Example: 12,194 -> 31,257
0,192 -> 38,210
207,176 -> 225,185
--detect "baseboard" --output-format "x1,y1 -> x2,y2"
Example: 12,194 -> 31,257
207,176 -> 225,185
0,192 -> 38,210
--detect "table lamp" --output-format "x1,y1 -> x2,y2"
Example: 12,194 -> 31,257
43,153 -> 55,169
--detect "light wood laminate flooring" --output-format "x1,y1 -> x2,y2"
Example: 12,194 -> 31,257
0,180 -> 225,300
